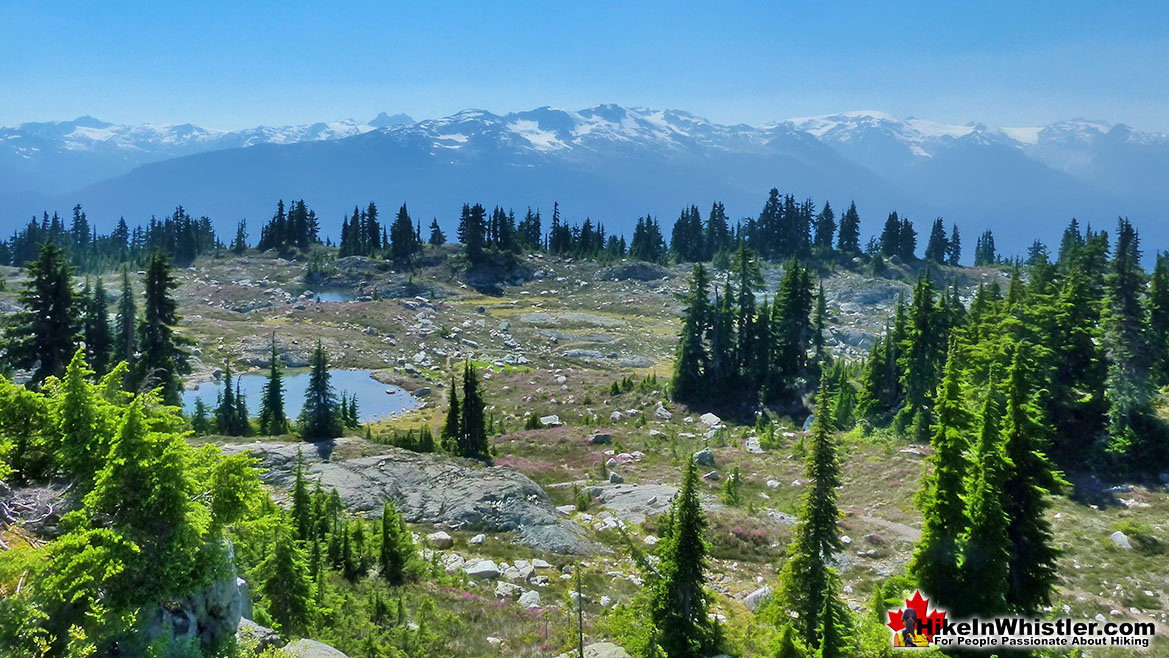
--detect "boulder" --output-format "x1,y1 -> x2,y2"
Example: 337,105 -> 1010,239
702,471 -> 720,481
655,404 -> 673,420
693,448 -> 716,467
590,433 -> 612,445
555,642 -> 632,658
745,585 -> 772,611
540,415 -> 563,427
699,412 -> 722,427
222,438 -> 597,555
608,472 -> 624,484
427,531 -> 453,549
470,533 -> 487,545
1110,530 -> 1133,550
495,581 -> 524,599
532,559 -> 553,570
465,559 -> 501,579
519,589 -> 542,608
237,618 -> 282,652
141,567 -> 243,651
285,638 -> 350,658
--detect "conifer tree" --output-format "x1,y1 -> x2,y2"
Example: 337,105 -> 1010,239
957,376 -> 1011,617
389,203 -> 421,264
772,624 -> 807,658
672,264 -> 712,402
812,283 -> 827,363
1148,253 -> 1169,385
427,218 -> 446,246
814,591 -> 852,658
4,240 -> 79,385
114,266 -> 137,373
258,333 -> 289,435
924,218 -> 949,263
441,375 -> 460,452
301,340 -> 341,440
895,275 -> 944,440
191,398 -> 211,435
649,457 -> 714,658
83,277 -> 113,376
459,361 -> 490,461
908,336 -> 970,610
813,201 -> 835,251
215,361 -> 240,434
732,246 -> 764,389
260,519 -> 314,635
380,500 -> 415,585
879,212 -> 902,258
136,251 -> 190,404
779,377 -> 842,644
231,219 -> 248,254
945,224 -> 962,266
1000,344 -> 1060,613
291,449 -> 313,541
836,202 -> 861,254
58,348 -> 102,488
706,281 -> 736,395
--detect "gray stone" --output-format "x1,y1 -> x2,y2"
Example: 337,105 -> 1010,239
693,447 -> 716,467
540,415 -> 563,427
802,415 -> 815,431
495,581 -> 524,599
702,470 -> 720,481
608,471 -> 624,484
465,559 -> 501,579
555,642 -> 632,658
470,533 -> 487,545
237,618 -> 282,652
1110,530 -> 1133,550
745,585 -> 772,611
427,531 -> 453,548
654,404 -> 673,420
699,412 -> 721,427
532,558 -> 553,570
222,438 -> 597,555
590,433 -> 612,444
519,589 -> 542,608
413,387 -> 431,397
285,638 -> 350,658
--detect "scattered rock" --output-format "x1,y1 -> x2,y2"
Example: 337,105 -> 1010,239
540,415 -> 563,427
1110,530 -> 1133,550
609,472 -> 625,484
693,448 -> 716,467
702,471 -> 720,481
237,618 -> 282,652
470,533 -> 486,545
465,559 -> 501,579
427,531 -> 453,549
644,535 -> 660,546
745,585 -> 772,611
495,581 -> 524,599
555,642 -> 631,658
519,590 -> 541,608
590,433 -> 612,445
654,403 -> 673,420
223,438 -> 597,555
699,412 -> 722,427
284,639 -> 351,658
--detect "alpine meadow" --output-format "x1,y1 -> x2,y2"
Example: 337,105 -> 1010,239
3,3 -> 1169,658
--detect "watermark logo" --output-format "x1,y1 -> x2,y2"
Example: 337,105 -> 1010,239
887,590 -> 946,647
886,590 -> 1156,650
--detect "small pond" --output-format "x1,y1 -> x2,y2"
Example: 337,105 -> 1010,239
311,289 -> 355,303
182,369 -> 419,423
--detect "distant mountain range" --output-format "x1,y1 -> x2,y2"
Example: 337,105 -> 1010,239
2,106 -> 1166,255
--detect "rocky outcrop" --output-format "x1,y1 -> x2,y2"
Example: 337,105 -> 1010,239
140,567 -> 246,653
600,262 -> 672,281
285,638 -> 351,658
223,438 -> 598,555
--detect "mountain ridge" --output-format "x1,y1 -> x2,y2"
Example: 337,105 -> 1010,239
2,105 -> 1166,254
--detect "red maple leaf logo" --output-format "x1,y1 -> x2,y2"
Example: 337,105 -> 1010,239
887,591 -> 947,642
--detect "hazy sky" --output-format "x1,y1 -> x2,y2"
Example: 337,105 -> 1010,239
2,1 -> 1168,131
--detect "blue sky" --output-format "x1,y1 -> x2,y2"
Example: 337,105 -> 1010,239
2,1 -> 1167,130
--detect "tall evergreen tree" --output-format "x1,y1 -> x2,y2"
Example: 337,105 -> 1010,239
114,266 -> 137,373
258,333 -> 289,435
82,277 -> 113,376
4,241 -> 79,385
291,449 -> 312,541
1000,344 -> 1060,613
427,219 -> 446,246
813,201 -> 836,251
648,458 -> 714,658
945,224 -> 962,266
441,375 -> 460,453
836,201 -> 861,254
924,218 -> 949,263
301,340 -> 341,440
389,203 -> 421,264
136,251 -> 190,404
957,376 -> 1011,617
778,377 -> 842,644
260,519 -> 314,635
380,500 -> 415,586
908,336 -> 970,610
459,361 -> 490,461
672,264 -> 712,402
